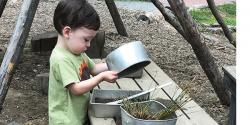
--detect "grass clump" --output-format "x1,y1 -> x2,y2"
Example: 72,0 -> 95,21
121,88 -> 191,120
190,3 -> 236,26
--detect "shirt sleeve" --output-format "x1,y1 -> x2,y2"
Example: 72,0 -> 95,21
56,59 -> 80,88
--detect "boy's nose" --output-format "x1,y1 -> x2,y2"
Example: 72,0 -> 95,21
86,42 -> 90,47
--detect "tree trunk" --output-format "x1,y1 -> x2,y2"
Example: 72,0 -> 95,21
206,0 -> 236,47
105,0 -> 128,37
151,0 -> 187,40
0,0 -> 40,112
155,0 -> 230,105
0,0 -> 8,17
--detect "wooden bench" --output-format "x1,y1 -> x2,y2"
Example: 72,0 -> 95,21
89,59 -> 218,125
31,31 -> 106,58
223,66 -> 236,125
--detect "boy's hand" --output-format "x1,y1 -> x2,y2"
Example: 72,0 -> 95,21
100,71 -> 118,83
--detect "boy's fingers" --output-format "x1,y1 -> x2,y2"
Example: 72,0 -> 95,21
109,80 -> 116,83
112,71 -> 118,75
110,71 -> 116,73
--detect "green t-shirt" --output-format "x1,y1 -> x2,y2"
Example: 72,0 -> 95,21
48,46 -> 95,125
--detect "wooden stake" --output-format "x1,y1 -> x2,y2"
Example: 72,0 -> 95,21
0,0 -> 40,111
105,0 -> 128,37
0,0 -> 8,17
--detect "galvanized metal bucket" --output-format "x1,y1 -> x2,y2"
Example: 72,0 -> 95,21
120,100 -> 177,125
90,89 -> 150,118
106,41 -> 151,78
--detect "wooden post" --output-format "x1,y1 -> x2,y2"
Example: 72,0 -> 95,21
0,0 -> 8,17
206,0 -> 236,47
222,66 -> 236,125
105,0 -> 128,37
151,0 -> 187,40
0,0 -> 40,112
166,0 -> 230,105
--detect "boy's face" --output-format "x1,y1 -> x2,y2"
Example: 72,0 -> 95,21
65,27 -> 97,54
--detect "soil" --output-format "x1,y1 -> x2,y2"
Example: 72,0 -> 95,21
0,0 -> 235,125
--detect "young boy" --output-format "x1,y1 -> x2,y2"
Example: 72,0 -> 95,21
49,0 -> 118,124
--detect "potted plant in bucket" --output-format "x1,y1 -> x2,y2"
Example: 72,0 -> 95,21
120,88 -> 191,125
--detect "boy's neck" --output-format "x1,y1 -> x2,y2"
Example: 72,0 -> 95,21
56,35 -> 69,51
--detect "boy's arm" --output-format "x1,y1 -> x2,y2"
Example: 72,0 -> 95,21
67,73 -> 103,95
90,62 -> 108,76
67,70 -> 118,95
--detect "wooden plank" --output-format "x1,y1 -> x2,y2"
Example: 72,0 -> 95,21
222,66 -> 236,125
144,60 -> 179,97
181,100 -> 219,125
222,66 -> 236,82
145,60 -> 218,125
99,81 -> 119,90
134,70 -> 170,100
116,78 -> 140,90
175,110 -> 193,125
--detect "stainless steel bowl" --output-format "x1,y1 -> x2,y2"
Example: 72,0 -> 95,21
106,41 -> 151,77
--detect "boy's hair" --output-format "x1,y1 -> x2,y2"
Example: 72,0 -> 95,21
53,0 -> 100,35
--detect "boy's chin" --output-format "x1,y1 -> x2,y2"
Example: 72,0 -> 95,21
81,49 -> 87,53
72,51 -> 84,55
71,48 -> 87,55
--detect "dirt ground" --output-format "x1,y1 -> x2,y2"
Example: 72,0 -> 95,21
0,0 -> 235,125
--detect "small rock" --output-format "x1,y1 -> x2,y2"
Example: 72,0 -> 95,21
0,120 -> 7,125
7,121 -> 21,125
33,69 -> 38,72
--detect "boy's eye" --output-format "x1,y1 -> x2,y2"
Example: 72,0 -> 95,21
85,39 -> 90,42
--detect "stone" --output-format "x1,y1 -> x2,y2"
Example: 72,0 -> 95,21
31,31 -> 58,52
36,73 -> 49,95
7,121 -> 20,125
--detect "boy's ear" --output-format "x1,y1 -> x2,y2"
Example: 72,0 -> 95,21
62,26 -> 71,39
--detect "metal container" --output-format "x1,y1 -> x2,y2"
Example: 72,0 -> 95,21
106,41 -> 151,78
90,89 -> 150,118
120,100 -> 177,125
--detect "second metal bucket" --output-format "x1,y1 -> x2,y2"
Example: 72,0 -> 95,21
120,100 -> 177,125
